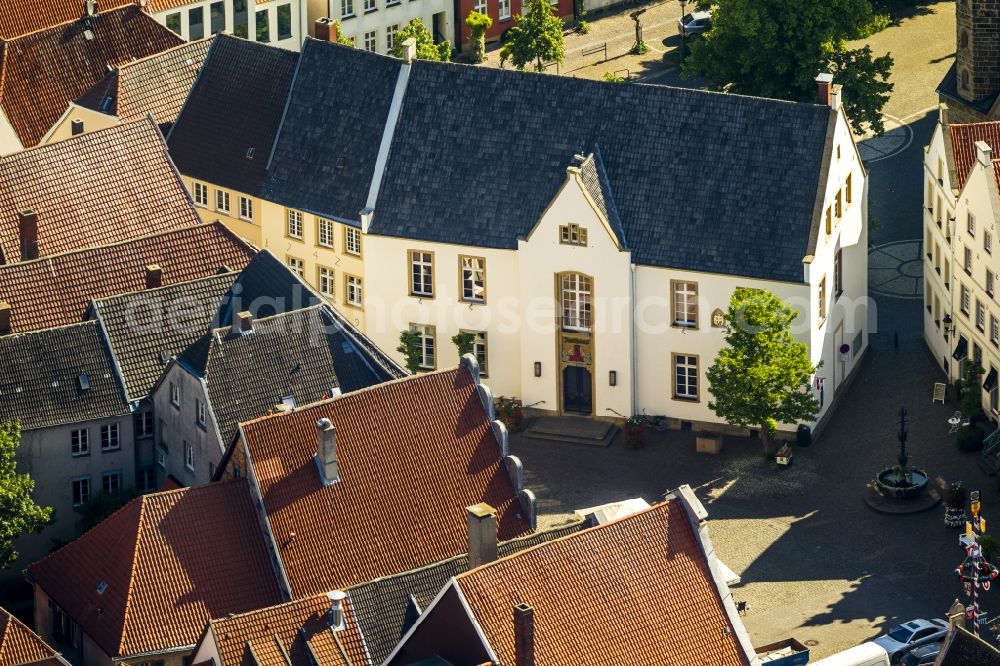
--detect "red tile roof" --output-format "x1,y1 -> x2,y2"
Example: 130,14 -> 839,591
237,366 -> 531,597
949,121 -> 1000,190
0,221 -> 255,334
453,500 -> 752,666
26,480 -> 285,659
0,5 -> 183,146
0,117 -> 201,263
204,593 -> 368,666
0,608 -> 63,666
0,0 -> 133,39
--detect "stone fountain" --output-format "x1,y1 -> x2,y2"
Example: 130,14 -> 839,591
865,407 -> 940,513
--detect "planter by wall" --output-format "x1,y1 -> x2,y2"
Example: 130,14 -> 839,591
696,434 -> 723,454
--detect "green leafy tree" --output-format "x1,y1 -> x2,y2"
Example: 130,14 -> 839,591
390,19 -> 452,62
466,11 -> 493,63
452,331 -> 476,356
959,360 -> 986,421
706,289 -> 821,455
499,0 -> 565,71
335,20 -> 355,47
397,329 -> 422,374
0,421 -> 53,568
683,0 -> 893,134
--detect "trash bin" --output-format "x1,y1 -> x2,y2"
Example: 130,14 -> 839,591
796,424 -> 811,448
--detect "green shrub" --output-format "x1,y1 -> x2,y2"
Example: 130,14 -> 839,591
465,11 -> 493,63
855,13 -> 891,38
577,19 -> 590,34
957,425 -> 985,452
603,71 -> 624,82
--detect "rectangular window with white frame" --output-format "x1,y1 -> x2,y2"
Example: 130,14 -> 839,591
72,477 -> 90,506
978,300 -> 987,331
318,266 -> 334,296
818,276 -> 827,324
287,209 -> 303,239
962,284 -> 971,315
386,24 -> 399,51
965,246 -> 973,274
364,0 -> 376,11
499,0 -> 510,18
460,330 -> 489,376
345,227 -> 362,256
409,250 -> 434,297
474,0 -> 487,13
410,324 -> 436,370
987,230 -> 994,255
346,274 -> 363,307
196,400 -> 207,427
969,212 -> 976,237
342,0 -> 354,15
102,470 -> 122,495
193,182 -> 208,207
71,428 -> 89,456
559,223 -> 587,246
135,410 -> 153,438
560,273 -> 592,331
460,255 -> 486,303
287,256 -> 304,277
239,196 -> 254,221
992,315 -> 999,347
184,441 -> 194,471
364,30 -> 377,51
170,381 -> 180,407
100,423 -> 120,452
317,218 -> 334,247
671,280 -> 698,328
988,269 -> 995,297
672,353 -> 699,401
216,189 -> 230,214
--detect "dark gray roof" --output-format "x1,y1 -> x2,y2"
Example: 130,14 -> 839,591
577,148 -> 625,247
371,60 -> 834,283
167,34 -> 298,196
0,321 -> 128,430
938,63 -> 997,116
347,519 -> 585,665
937,627 -> 1000,666
91,272 -> 237,401
262,39 -> 401,223
212,251 -> 322,331
202,305 -> 390,444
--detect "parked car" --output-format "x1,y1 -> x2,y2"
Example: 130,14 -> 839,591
872,619 -> 949,663
901,642 -> 942,666
678,10 -> 711,37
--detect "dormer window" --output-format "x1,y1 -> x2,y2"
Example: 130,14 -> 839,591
559,223 -> 587,246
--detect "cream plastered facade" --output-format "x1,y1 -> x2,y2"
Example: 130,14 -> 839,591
923,110 -> 1000,419
40,105 -> 121,146
0,113 -> 23,156
307,0 -> 453,54
154,0 -> 307,51
361,105 -> 868,433
182,175 -> 263,246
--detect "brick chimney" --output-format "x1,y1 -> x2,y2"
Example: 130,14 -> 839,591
402,37 -> 416,64
815,72 -> 834,106
315,418 -> 340,484
18,210 -> 38,261
0,302 -> 11,336
976,140 -> 993,167
145,264 -> 162,289
466,502 -> 497,569
514,604 -> 535,666
315,17 -> 338,43
237,310 -> 253,334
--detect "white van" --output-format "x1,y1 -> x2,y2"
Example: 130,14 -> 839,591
809,642 -> 890,666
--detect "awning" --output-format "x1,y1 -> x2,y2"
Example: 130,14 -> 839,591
985,368 -> 998,393
954,336 -> 969,361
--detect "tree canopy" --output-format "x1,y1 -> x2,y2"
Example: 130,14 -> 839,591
706,289 -> 820,453
499,0 -> 565,71
390,18 -> 452,62
466,11 -> 493,63
0,421 -> 53,568
683,0 -> 893,134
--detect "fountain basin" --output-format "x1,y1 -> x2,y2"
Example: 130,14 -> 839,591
875,467 -> 928,499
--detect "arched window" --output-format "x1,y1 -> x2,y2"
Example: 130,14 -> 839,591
560,273 -> 592,331
962,68 -> 971,91
961,30 -> 970,50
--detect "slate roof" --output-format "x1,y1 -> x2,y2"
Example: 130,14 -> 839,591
236,366 -> 531,598
449,499 -> 752,666
202,593 -> 369,666
0,321 -> 128,430
371,59 -> 833,283
212,251 -> 321,330
168,34 -> 299,197
938,64 -> 998,117
262,39 -> 402,223
201,305 -> 388,447
576,148 -> 625,246
91,272 -> 237,401
0,221 -> 256,335
936,626 -> 1000,665
948,121 -> 1000,191
25,480 -> 285,660
0,0 -> 133,40
77,39 -> 212,126
348,519 -> 585,666
0,5 -> 183,147
0,607 -> 65,666
0,118 -> 201,264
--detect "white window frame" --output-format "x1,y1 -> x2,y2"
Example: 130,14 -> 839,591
346,275 -> 363,306
317,218 -> 334,247
410,251 -> 434,297
965,246 -> 973,273
287,256 -> 304,277
345,227 -> 362,256
239,196 -> 254,221
461,329 -> 488,376
342,0 -> 355,16
992,315 -> 999,346
184,441 -> 194,471
560,273 -> 592,332
411,324 -> 436,370
102,470 -> 122,495
978,300 -> 987,331
318,266 -> 334,296
962,285 -> 971,315
461,256 -> 486,303
969,212 -> 976,236
364,0 -> 376,11
100,423 -> 120,452
196,400 -> 207,427
170,381 -> 180,407
71,428 -> 89,456
72,477 -> 91,507
193,182 -> 208,207
386,24 -> 399,51
989,269 -> 995,296
215,189 -> 230,214
987,230 -> 993,255
287,209 -> 303,239
673,354 -> 699,400
474,0 -> 487,12
499,0 -> 510,18
136,410 -> 153,437
364,30 -> 377,52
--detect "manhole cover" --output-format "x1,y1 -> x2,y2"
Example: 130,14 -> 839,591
804,640 -> 819,647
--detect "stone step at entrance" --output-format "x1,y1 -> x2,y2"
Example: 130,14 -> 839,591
523,416 -> 619,447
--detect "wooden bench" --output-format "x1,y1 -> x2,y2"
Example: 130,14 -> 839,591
933,382 -> 946,404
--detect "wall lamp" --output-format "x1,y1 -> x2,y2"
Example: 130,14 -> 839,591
609,370 -> 617,386
533,362 -> 542,377
943,313 -> 954,335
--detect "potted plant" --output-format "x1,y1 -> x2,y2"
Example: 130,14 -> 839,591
496,396 -> 524,432
622,415 -> 646,448
945,482 -> 967,528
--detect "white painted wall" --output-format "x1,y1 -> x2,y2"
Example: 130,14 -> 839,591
0,112 -> 23,155
154,0 -> 305,51
923,119 -> 956,375
326,0 -> 453,53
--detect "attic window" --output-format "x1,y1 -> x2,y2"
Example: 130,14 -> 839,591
559,223 -> 587,246
100,96 -> 113,113
96,581 -> 108,594
336,157 -> 345,174
159,350 -> 171,365
77,373 -> 90,391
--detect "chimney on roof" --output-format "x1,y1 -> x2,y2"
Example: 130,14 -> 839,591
402,37 -> 417,64
829,83 -> 842,111
145,264 -> 162,289
513,604 -> 535,666
71,119 -> 84,136
18,210 -> 38,261
977,140 -> 994,167
315,17 -> 338,43
815,72 -> 834,107
327,590 -> 347,630
0,302 -> 10,336
237,310 -> 253,334
466,503 -> 498,569
315,418 -> 340,484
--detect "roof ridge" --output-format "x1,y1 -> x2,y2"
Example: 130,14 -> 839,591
116,36 -> 211,71
209,302 -> 324,335
0,318 -> 100,341
457,499 -> 669,581
238,364 -> 466,429
4,4 -> 140,45
212,591 -> 327,626
94,270 -> 235,305
116,494 -> 148,656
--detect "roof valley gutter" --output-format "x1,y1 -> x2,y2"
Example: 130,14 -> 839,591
265,40 -> 306,171
92,303 -> 135,405
363,59 -> 412,224
165,36 -> 220,144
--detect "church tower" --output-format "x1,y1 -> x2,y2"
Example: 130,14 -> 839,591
955,0 -> 1000,103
